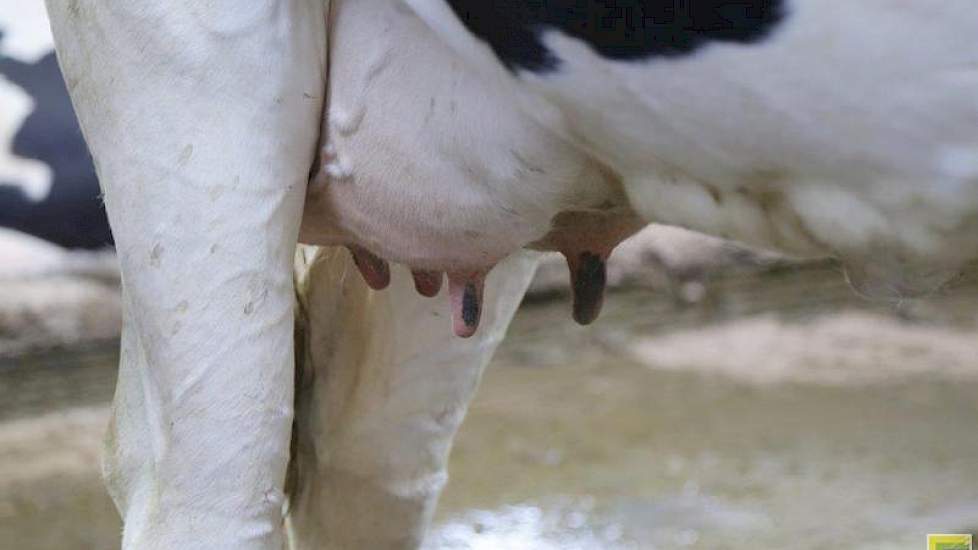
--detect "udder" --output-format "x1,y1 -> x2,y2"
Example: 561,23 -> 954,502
300,142 -> 644,337
301,0 -> 649,336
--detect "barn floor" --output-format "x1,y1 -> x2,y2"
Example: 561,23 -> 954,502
3,261 -> 978,550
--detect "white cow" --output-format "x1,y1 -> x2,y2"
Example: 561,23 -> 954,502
45,2 -> 535,549
44,0 -> 978,549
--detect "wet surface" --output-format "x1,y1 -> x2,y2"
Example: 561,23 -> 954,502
435,336 -> 978,549
430,261 -> 978,549
3,261 -> 978,549
0,343 -> 116,420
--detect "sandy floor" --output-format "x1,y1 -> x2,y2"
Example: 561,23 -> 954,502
2,261 -> 978,549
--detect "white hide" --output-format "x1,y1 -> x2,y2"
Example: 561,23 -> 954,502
288,246 -> 538,549
45,1 -> 327,548
0,1 -> 53,63
43,1 -> 978,549
43,1 -> 540,549
0,1 -> 55,201
408,0 -> 978,295
303,0 -> 623,273
0,77 -> 52,202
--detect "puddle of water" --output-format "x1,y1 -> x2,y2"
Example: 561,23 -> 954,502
432,282 -> 978,550
428,494 -> 773,550
428,500 -> 629,550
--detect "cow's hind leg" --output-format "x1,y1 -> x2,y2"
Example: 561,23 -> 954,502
288,247 -> 539,549
45,2 -> 327,548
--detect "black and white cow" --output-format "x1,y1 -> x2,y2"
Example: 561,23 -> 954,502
41,1 -> 978,549
0,21 -> 110,250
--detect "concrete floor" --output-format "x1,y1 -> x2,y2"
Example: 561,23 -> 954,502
3,262 -> 978,549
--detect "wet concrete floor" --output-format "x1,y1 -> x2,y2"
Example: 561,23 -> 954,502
3,262 -> 978,549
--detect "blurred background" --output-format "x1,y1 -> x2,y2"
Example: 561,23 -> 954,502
3,3 -> 978,549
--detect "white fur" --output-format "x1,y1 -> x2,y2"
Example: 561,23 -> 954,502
288,247 -> 537,548
0,1 -> 53,63
0,77 -> 52,202
302,0 -> 622,272
44,0 -> 978,548
46,1 -> 326,547
0,2 -> 55,204
44,2 -> 540,549
409,0 -> 978,293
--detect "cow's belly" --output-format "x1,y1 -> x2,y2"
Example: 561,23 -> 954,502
540,1 -> 978,259
410,0 -> 978,294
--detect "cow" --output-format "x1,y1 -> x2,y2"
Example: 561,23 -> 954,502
0,14 -> 110,250
42,1 -> 978,549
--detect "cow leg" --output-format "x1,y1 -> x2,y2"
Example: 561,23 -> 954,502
44,2 -> 327,549
288,247 -> 539,549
